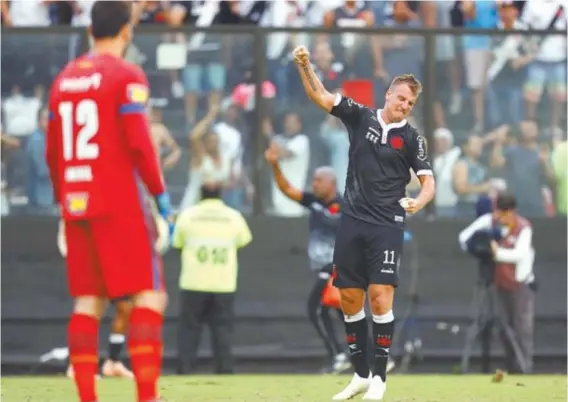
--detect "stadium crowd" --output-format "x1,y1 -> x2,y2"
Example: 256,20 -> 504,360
1,0 -> 566,218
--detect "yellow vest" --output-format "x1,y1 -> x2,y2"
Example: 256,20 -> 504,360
172,199 -> 252,292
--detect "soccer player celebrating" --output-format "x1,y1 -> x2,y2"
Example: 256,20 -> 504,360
45,2 -> 173,402
293,45 -> 435,400
265,144 -> 350,374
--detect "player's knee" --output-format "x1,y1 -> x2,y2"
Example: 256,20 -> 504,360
368,285 -> 394,315
339,288 -> 364,316
74,296 -> 107,319
132,290 -> 168,314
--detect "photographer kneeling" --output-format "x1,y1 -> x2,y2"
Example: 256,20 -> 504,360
459,192 -> 535,374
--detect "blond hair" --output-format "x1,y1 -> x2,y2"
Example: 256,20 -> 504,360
389,74 -> 423,97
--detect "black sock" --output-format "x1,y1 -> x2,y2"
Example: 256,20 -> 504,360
372,315 -> 395,382
108,333 -> 125,362
343,312 -> 370,378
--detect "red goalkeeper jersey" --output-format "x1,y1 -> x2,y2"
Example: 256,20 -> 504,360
46,53 -> 165,220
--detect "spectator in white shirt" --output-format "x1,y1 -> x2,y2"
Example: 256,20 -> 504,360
270,112 -> 310,217
433,128 -> 461,217
70,0 -> 96,26
521,0 -> 567,132
180,105 -> 233,211
213,105 -> 254,211
1,0 -> 51,26
2,84 -> 43,201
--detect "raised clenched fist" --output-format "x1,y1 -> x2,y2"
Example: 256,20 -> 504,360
264,144 -> 279,165
293,45 -> 310,67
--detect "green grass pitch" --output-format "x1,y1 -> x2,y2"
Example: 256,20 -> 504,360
1,374 -> 565,401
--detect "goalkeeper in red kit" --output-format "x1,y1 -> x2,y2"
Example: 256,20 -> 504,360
45,2 -> 173,401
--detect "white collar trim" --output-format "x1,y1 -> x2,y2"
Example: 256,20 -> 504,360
377,109 -> 407,131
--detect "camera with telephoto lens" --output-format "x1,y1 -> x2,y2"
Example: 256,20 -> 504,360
465,223 -> 504,286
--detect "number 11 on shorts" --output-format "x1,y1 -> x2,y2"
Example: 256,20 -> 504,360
383,250 -> 396,265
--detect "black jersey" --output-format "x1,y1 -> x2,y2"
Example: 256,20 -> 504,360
299,192 -> 342,265
329,94 -> 433,227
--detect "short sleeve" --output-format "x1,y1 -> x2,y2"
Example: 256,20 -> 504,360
330,94 -> 364,128
406,130 -> 433,176
172,213 -> 187,249
118,66 -> 150,115
285,134 -> 309,156
235,214 -> 252,249
299,192 -> 317,207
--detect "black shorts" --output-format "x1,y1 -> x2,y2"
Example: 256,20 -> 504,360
333,214 -> 404,289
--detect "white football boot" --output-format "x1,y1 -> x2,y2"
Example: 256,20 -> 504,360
362,375 -> 387,400
332,372 -> 371,400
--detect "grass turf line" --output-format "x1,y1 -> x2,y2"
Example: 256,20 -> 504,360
1,374 -> 565,402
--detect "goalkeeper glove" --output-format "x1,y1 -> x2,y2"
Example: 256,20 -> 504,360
155,192 -> 175,236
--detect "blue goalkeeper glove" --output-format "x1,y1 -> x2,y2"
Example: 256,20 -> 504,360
155,192 -> 175,236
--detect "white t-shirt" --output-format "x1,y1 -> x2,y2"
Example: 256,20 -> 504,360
522,0 -> 567,62
434,147 -> 461,208
9,0 -> 50,26
72,0 -> 96,27
180,153 -> 233,211
2,95 -> 42,137
271,134 -> 310,217
213,121 -> 243,176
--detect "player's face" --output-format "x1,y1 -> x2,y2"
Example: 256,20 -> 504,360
312,174 -> 333,198
385,84 -> 417,122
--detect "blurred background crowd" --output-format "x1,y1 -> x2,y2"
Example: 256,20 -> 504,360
1,0 -> 566,219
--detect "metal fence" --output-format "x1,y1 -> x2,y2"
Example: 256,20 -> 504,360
1,26 -> 566,218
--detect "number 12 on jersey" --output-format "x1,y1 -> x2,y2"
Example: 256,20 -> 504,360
59,100 -> 100,161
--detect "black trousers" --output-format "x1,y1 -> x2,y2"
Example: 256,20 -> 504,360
307,263 -> 344,360
177,290 -> 235,374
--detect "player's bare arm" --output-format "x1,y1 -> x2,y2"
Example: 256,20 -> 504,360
293,45 -> 337,112
399,124 -> 436,215
189,105 -> 218,168
413,174 -> 435,212
264,145 -> 303,202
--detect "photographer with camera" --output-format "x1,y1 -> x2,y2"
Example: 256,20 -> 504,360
458,192 -> 535,374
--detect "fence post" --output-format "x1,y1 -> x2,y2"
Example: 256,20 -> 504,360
422,30 -> 437,217
251,28 -> 267,216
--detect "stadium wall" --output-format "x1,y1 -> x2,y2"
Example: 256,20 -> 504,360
2,216 -> 566,373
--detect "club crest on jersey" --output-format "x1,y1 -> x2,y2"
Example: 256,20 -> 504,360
127,83 -> 149,104
328,203 -> 341,214
417,135 -> 428,160
390,136 -> 404,150
66,193 -> 89,215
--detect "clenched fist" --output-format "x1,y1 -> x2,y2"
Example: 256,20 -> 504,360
293,45 -> 310,67
264,144 -> 279,165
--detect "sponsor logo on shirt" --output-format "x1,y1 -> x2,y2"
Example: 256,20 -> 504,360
417,135 -> 428,161
126,83 -> 149,104
66,192 -> 89,215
